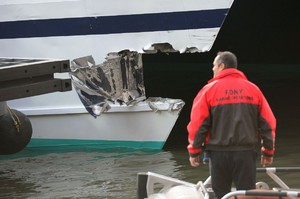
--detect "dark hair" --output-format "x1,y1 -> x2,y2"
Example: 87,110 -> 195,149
217,51 -> 238,69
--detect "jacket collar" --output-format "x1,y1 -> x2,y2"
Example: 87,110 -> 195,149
208,68 -> 248,83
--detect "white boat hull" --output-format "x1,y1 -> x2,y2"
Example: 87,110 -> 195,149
8,98 -> 183,149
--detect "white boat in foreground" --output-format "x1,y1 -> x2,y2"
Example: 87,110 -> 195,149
137,167 -> 300,199
0,0 -> 233,150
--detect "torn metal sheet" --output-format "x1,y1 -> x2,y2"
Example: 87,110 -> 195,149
70,51 -> 146,117
146,97 -> 185,113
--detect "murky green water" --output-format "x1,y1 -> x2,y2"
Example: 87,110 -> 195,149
0,136 -> 300,199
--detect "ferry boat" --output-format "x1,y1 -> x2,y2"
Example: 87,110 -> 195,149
0,0 -> 234,150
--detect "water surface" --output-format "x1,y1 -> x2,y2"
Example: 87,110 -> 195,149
0,137 -> 300,199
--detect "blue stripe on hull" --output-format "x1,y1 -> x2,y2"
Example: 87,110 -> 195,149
27,138 -> 165,150
0,9 -> 229,39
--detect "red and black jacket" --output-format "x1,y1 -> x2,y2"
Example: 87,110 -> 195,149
187,68 -> 276,157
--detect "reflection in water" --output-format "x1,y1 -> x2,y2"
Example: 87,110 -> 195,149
0,138 -> 300,199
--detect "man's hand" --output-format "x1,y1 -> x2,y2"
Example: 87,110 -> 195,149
261,155 -> 273,167
189,156 -> 200,167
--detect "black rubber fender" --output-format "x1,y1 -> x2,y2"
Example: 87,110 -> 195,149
0,109 -> 32,155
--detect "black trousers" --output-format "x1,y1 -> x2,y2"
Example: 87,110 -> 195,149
209,150 -> 257,199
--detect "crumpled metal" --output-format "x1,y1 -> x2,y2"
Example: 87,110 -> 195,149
70,50 -> 146,117
146,97 -> 185,113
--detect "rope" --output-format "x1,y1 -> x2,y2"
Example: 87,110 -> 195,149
7,107 -> 21,133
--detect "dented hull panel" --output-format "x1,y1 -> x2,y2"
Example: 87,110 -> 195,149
0,28 -> 221,62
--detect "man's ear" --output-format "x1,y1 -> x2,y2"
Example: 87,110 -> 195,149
220,63 -> 225,70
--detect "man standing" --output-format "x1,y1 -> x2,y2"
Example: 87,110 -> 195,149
187,51 -> 276,199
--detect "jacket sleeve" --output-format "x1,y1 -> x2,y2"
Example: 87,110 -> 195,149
258,92 -> 276,157
187,86 -> 211,157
